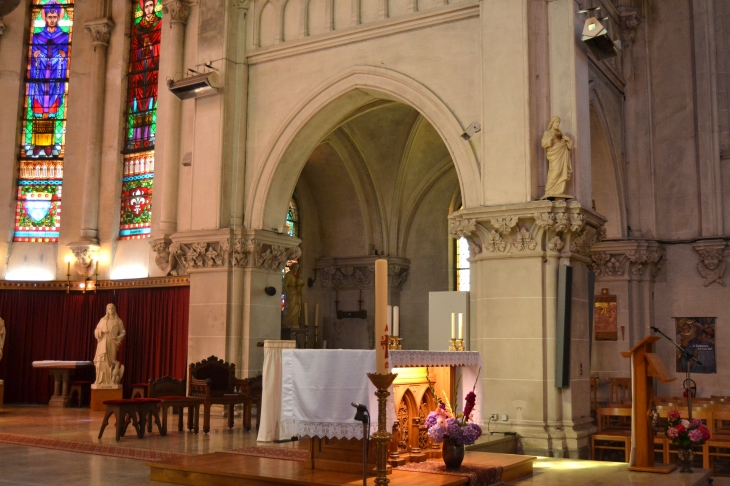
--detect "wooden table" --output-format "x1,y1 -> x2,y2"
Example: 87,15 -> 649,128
198,395 -> 249,434
32,361 -> 94,407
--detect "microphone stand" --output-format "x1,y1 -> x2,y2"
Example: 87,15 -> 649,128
650,327 -> 701,419
351,402 -> 370,486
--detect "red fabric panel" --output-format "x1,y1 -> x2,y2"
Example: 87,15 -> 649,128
0,286 -> 189,404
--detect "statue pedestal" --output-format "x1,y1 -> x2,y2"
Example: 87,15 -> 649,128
90,385 -> 122,411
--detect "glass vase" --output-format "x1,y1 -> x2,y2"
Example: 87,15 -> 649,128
442,436 -> 465,470
676,446 -> 694,473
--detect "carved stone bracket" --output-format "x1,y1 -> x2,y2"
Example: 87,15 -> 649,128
316,256 -> 411,290
84,18 -> 115,48
693,240 -> 727,287
449,200 -> 607,263
169,229 -> 301,273
150,236 -> 179,276
67,242 -> 100,278
618,6 -> 641,47
589,240 -> 666,280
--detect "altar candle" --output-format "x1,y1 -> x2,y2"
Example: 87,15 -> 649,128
387,305 -> 392,336
304,303 -> 308,327
375,259 -> 388,374
458,313 -> 463,340
393,306 -> 400,337
314,303 -> 320,327
451,312 -> 456,339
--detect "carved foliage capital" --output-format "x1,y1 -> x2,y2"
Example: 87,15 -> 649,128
317,258 -> 410,290
150,238 -> 180,276
84,18 -> 115,47
163,0 -> 190,24
589,240 -> 666,280
169,236 -> 300,273
618,6 -> 641,45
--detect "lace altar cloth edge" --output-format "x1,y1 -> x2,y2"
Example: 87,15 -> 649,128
390,350 -> 481,368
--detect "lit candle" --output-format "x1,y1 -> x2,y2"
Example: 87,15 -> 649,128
303,303 -> 308,328
66,261 -> 70,276
387,305 -> 392,336
458,313 -> 463,340
375,259 -> 388,374
451,312 -> 456,340
393,306 -> 400,337
314,303 -> 320,327
95,260 -> 99,276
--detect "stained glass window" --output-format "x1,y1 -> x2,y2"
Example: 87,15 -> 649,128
456,237 -> 470,292
286,198 -> 300,237
119,0 -> 162,240
14,1 -> 74,242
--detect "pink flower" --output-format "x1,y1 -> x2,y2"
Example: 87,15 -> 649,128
462,391 -> 477,423
681,419 -> 690,428
690,419 -> 702,428
675,424 -> 686,435
667,410 -> 681,422
689,429 -> 704,443
699,425 -> 711,441
667,427 -> 679,439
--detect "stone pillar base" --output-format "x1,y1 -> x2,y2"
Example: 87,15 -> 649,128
490,420 -> 594,459
90,387 -> 123,411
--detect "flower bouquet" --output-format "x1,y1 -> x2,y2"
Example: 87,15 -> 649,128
423,369 -> 483,469
666,409 -> 710,473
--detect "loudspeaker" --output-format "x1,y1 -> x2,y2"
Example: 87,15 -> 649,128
555,264 -> 573,388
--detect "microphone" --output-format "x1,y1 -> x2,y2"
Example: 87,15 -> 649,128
351,402 -> 361,409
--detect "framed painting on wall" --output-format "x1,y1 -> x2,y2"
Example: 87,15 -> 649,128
675,317 -> 716,374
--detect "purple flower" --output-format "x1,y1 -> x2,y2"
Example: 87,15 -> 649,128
689,429 -> 704,443
690,419 -> 702,428
446,418 -> 464,445
428,424 -> 445,443
667,427 -> 679,439
424,412 -> 438,430
462,423 -> 483,445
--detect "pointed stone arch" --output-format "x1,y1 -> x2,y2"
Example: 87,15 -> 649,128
246,65 -> 482,232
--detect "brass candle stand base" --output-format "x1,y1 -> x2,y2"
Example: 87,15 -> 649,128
448,338 -> 465,351
366,372 -> 397,485
388,336 -> 402,350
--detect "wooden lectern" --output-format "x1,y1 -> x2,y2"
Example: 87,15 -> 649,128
621,336 -> 676,473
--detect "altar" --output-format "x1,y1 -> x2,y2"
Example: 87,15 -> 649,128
259,348 -> 483,473
31,361 -> 94,407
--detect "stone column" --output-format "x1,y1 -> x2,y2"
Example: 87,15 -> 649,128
451,200 -> 606,458
588,240 -> 666,399
152,0 -> 190,239
170,229 -> 301,378
75,16 -> 114,244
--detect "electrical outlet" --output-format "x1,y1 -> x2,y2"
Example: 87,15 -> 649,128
490,413 -> 498,421
500,414 -> 509,421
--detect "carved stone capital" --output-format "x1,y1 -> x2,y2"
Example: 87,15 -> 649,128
163,0 -> 190,25
589,240 -> 666,280
84,18 -> 115,47
618,6 -> 641,46
449,200 -> 607,263
67,242 -> 100,278
316,256 -> 410,290
150,236 -> 180,276
693,240 -> 727,287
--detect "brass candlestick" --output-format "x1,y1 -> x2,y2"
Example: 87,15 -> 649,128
366,372 -> 397,485
448,338 -> 457,351
456,338 -> 465,351
388,336 -> 402,350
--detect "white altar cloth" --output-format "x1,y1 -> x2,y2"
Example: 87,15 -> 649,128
277,349 -> 482,440
257,340 -> 296,442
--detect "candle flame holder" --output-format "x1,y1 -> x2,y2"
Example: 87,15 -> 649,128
366,372 -> 397,485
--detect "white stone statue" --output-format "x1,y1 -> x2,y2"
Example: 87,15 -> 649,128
282,263 -> 304,328
93,304 -> 126,387
541,116 -> 573,199
0,317 -> 5,362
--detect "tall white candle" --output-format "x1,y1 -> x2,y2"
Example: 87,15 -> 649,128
393,306 -> 400,337
303,303 -> 308,328
314,303 -> 320,327
458,313 -> 463,340
375,259 -> 389,374
451,312 -> 456,339
387,305 -> 392,336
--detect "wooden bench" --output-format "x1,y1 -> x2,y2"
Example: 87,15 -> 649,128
592,407 -> 632,462
98,398 -> 162,441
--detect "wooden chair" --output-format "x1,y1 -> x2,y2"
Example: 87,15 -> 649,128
592,407 -> 632,462
240,374 -> 262,431
98,398 -> 162,441
609,377 -> 631,406
146,376 -> 196,434
590,377 -> 598,417
131,383 -> 148,399
188,355 -> 250,434
708,409 -> 730,470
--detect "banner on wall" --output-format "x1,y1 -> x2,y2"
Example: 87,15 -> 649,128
675,317 -> 716,374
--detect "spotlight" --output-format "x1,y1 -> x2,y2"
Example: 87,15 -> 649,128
582,17 -> 619,60
461,122 -> 481,140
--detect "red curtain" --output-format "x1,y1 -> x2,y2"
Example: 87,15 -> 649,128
0,286 -> 189,403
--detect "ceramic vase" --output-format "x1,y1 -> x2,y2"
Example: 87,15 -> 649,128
676,446 -> 694,473
442,436 -> 465,469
